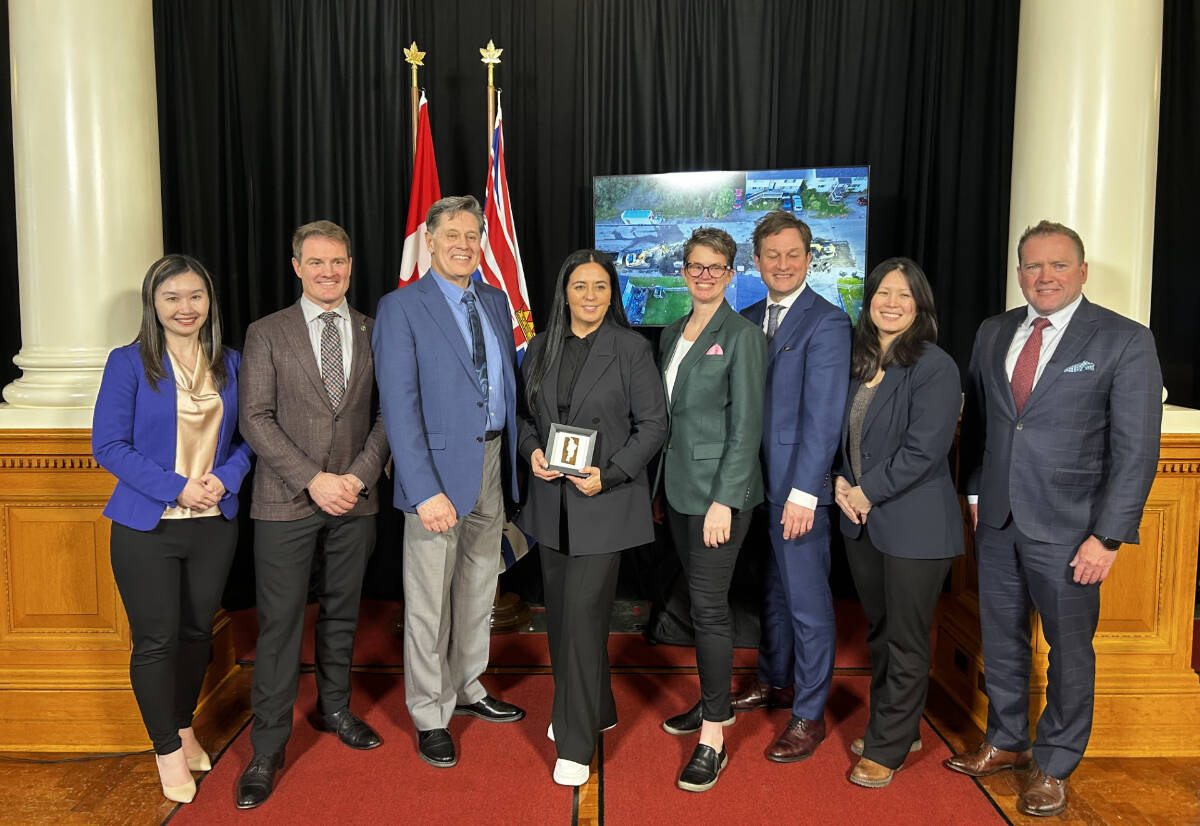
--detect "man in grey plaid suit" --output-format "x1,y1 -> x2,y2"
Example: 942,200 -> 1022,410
235,220 -> 390,809
945,220 -> 1162,817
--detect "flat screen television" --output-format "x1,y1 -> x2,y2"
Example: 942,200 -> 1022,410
593,166 -> 869,326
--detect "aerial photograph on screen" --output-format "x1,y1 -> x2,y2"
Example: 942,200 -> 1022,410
593,166 -> 869,326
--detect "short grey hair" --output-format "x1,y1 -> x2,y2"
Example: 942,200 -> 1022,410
426,195 -> 485,235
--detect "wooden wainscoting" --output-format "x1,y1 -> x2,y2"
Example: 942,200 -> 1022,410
0,429 -> 239,751
932,432 -> 1200,757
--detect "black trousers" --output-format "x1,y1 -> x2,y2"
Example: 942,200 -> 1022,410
844,524 -> 952,770
541,540 -> 621,765
250,511 -> 375,755
667,504 -> 752,722
110,517 -> 238,755
975,517 -> 1100,779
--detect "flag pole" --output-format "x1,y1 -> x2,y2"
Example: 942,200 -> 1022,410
404,41 -> 426,160
480,39 -> 502,148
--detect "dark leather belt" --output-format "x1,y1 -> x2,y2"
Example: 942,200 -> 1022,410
484,429 -> 502,441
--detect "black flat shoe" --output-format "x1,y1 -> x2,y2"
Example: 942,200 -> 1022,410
235,751 -> 285,809
418,728 -> 457,767
677,743 -> 728,792
661,702 -> 735,735
314,707 -> 382,750
453,694 -> 526,723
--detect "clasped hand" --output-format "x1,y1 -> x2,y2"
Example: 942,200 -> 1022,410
308,471 -> 363,516
177,473 -> 226,510
532,449 -> 601,496
834,475 -> 872,524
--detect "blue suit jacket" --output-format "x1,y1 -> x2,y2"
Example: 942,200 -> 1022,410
961,297 -> 1163,545
373,273 -> 519,514
742,287 -> 851,507
92,343 -> 254,531
834,344 -> 964,559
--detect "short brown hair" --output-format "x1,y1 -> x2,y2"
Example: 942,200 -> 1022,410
752,210 -> 813,258
683,226 -> 737,267
1017,220 -> 1085,264
292,220 -> 352,262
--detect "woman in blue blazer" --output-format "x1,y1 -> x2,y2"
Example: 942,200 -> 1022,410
832,258 -> 963,789
92,255 -> 252,804
517,249 -> 667,788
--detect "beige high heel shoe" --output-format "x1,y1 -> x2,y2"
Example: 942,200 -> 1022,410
156,751 -> 197,804
185,750 -> 212,772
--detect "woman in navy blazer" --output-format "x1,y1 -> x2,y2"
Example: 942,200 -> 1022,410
92,255 -> 252,804
832,258 -> 963,789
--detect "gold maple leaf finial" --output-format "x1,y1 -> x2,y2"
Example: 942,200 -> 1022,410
479,39 -> 503,65
404,41 -> 425,66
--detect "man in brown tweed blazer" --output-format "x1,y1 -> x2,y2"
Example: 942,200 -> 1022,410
234,220 -> 390,809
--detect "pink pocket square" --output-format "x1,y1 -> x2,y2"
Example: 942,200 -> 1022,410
705,343 -> 724,356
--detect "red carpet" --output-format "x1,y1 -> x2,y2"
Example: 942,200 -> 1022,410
603,673 -> 1006,825
172,672 -> 566,825
228,597 -> 874,670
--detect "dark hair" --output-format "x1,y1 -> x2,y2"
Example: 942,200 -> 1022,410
292,219 -> 352,261
523,249 -> 630,411
850,257 -> 938,381
752,210 -> 813,257
683,226 -> 737,267
426,195 -> 485,235
1017,219 -> 1085,264
136,254 -> 228,391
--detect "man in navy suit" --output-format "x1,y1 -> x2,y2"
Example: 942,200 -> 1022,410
736,211 -> 851,762
373,195 -> 525,769
946,221 -> 1162,817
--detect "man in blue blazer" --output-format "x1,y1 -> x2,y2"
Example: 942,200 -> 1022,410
373,195 -> 524,769
946,221 -> 1162,817
736,211 -> 851,762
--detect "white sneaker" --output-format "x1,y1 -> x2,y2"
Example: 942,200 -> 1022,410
547,722 -> 554,742
553,758 -> 590,786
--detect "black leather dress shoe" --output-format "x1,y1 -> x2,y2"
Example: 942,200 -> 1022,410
235,751 -> 284,809
453,694 -> 526,723
662,701 -> 735,735
314,707 -> 382,750
677,743 -> 728,792
418,728 -> 457,767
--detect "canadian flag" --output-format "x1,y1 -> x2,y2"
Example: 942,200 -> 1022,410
479,100 -> 534,353
398,91 -> 442,287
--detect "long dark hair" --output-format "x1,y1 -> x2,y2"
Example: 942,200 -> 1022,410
850,257 -> 938,381
136,254 -> 229,391
523,249 -> 630,411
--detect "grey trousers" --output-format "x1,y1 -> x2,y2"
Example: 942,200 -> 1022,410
403,437 -> 504,731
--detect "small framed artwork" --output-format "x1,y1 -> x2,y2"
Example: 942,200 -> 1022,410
545,423 -> 597,477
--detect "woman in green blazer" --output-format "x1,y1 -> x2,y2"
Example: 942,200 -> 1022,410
658,227 -> 766,792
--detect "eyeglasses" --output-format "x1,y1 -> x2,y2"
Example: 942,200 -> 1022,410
683,263 -> 730,278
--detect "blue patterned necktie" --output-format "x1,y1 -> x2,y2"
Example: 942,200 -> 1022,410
318,311 -> 345,407
461,292 -> 489,398
766,303 -> 783,342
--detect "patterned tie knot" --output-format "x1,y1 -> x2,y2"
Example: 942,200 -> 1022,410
1031,316 -> 1051,331
320,311 -> 340,324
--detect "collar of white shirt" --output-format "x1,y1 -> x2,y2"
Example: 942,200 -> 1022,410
300,295 -> 350,325
1022,292 -> 1083,330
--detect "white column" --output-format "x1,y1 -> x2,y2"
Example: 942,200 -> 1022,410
2,0 -> 161,423
1006,0 -> 1162,325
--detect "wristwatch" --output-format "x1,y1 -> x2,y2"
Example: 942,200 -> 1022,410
1093,535 -> 1122,551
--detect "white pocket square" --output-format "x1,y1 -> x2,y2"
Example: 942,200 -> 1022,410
1064,360 -> 1095,373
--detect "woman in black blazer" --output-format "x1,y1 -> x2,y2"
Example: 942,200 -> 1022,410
517,249 -> 668,788
832,257 -> 964,788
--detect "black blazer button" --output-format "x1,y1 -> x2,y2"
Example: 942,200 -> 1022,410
592,417 -> 600,424
477,402 -> 484,408
476,436 -> 483,442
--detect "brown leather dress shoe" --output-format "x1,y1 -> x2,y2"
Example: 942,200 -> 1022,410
765,716 -> 826,763
730,680 -> 794,712
943,742 -> 1033,777
1018,768 -> 1068,817
849,757 -> 894,788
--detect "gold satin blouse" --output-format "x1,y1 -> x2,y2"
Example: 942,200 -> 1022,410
161,351 -> 223,519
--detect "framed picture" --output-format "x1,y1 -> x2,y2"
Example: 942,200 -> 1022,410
545,423 -> 597,477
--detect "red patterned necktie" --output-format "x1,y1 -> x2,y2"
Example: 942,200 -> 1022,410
319,311 -> 345,408
1010,316 -> 1051,414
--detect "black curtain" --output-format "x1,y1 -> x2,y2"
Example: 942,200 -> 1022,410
1152,0 -> 1200,409
151,0 -> 1018,370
